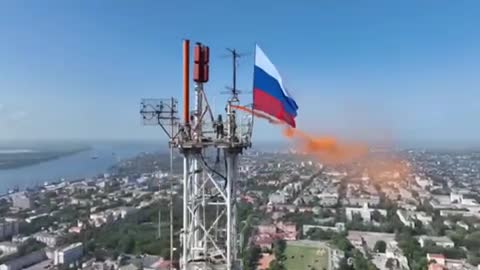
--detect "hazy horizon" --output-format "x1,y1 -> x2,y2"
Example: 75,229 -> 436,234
1,138 -> 480,152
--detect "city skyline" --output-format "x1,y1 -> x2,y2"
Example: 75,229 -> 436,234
1,1 -> 480,147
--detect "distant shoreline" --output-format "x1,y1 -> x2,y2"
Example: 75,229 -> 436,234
0,146 -> 91,170
0,142 -> 163,194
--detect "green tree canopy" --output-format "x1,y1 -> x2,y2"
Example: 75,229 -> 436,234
374,240 -> 387,253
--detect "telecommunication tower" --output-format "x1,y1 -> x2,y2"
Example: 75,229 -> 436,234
141,40 -> 253,270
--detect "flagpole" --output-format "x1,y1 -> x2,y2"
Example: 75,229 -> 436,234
251,43 -> 257,133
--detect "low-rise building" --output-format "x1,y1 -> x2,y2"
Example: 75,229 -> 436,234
344,195 -> 381,207
0,242 -> 19,255
271,211 -> 285,220
258,224 -> 276,235
415,176 -> 431,189
277,222 -> 297,241
89,211 -> 114,228
419,236 -> 454,248
317,193 -> 338,206
415,212 -> 433,226
302,223 -> 345,236
427,253 -> 445,266
0,250 -> 47,270
347,234 -> 363,247
54,242 -> 83,265
450,193 -> 463,204
269,192 -> 287,204
346,203 -> 386,223
444,220 -> 454,228
34,231 -> 63,248
253,234 -> 274,250
440,209 -> 475,218
253,222 -> 298,249
114,255 -> 174,270
445,258 -> 477,270
397,210 -> 415,228
111,207 -> 137,219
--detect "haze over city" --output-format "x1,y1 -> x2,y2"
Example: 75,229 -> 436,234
1,1 -> 480,147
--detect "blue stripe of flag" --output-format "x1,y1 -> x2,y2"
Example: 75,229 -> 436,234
253,66 -> 298,117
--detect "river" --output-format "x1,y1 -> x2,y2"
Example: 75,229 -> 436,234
0,141 -> 165,194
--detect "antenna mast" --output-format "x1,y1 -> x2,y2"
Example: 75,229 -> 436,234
227,48 -> 241,102
140,40 -> 252,270
140,97 -> 179,269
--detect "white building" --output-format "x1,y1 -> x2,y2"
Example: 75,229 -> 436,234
268,192 -> 287,204
440,209 -> 475,218
458,221 -> 469,231
415,212 -> 433,226
0,241 -> 19,255
346,203 -> 386,223
415,176 -> 431,189
462,198 -> 480,206
54,242 -> 83,265
450,193 -> 463,204
397,210 -> 415,228
34,231 -> 62,248
89,211 -> 114,228
111,207 -> 137,219
419,236 -> 454,248
345,196 -> 380,207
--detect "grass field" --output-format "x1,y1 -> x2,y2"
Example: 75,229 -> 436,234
284,244 -> 329,270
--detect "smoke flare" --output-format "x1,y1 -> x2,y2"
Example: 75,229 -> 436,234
232,105 -> 368,164
283,126 -> 368,164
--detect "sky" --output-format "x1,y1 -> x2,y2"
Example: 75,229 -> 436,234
0,1 -> 479,147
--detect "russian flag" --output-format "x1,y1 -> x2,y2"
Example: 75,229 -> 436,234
253,45 -> 299,127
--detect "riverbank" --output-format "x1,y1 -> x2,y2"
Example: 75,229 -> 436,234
0,141 -> 164,194
0,146 -> 91,170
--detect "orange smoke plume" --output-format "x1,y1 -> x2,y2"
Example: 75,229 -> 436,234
232,105 -> 368,164
233,105 -> 411,185
283,126 -> 368,164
